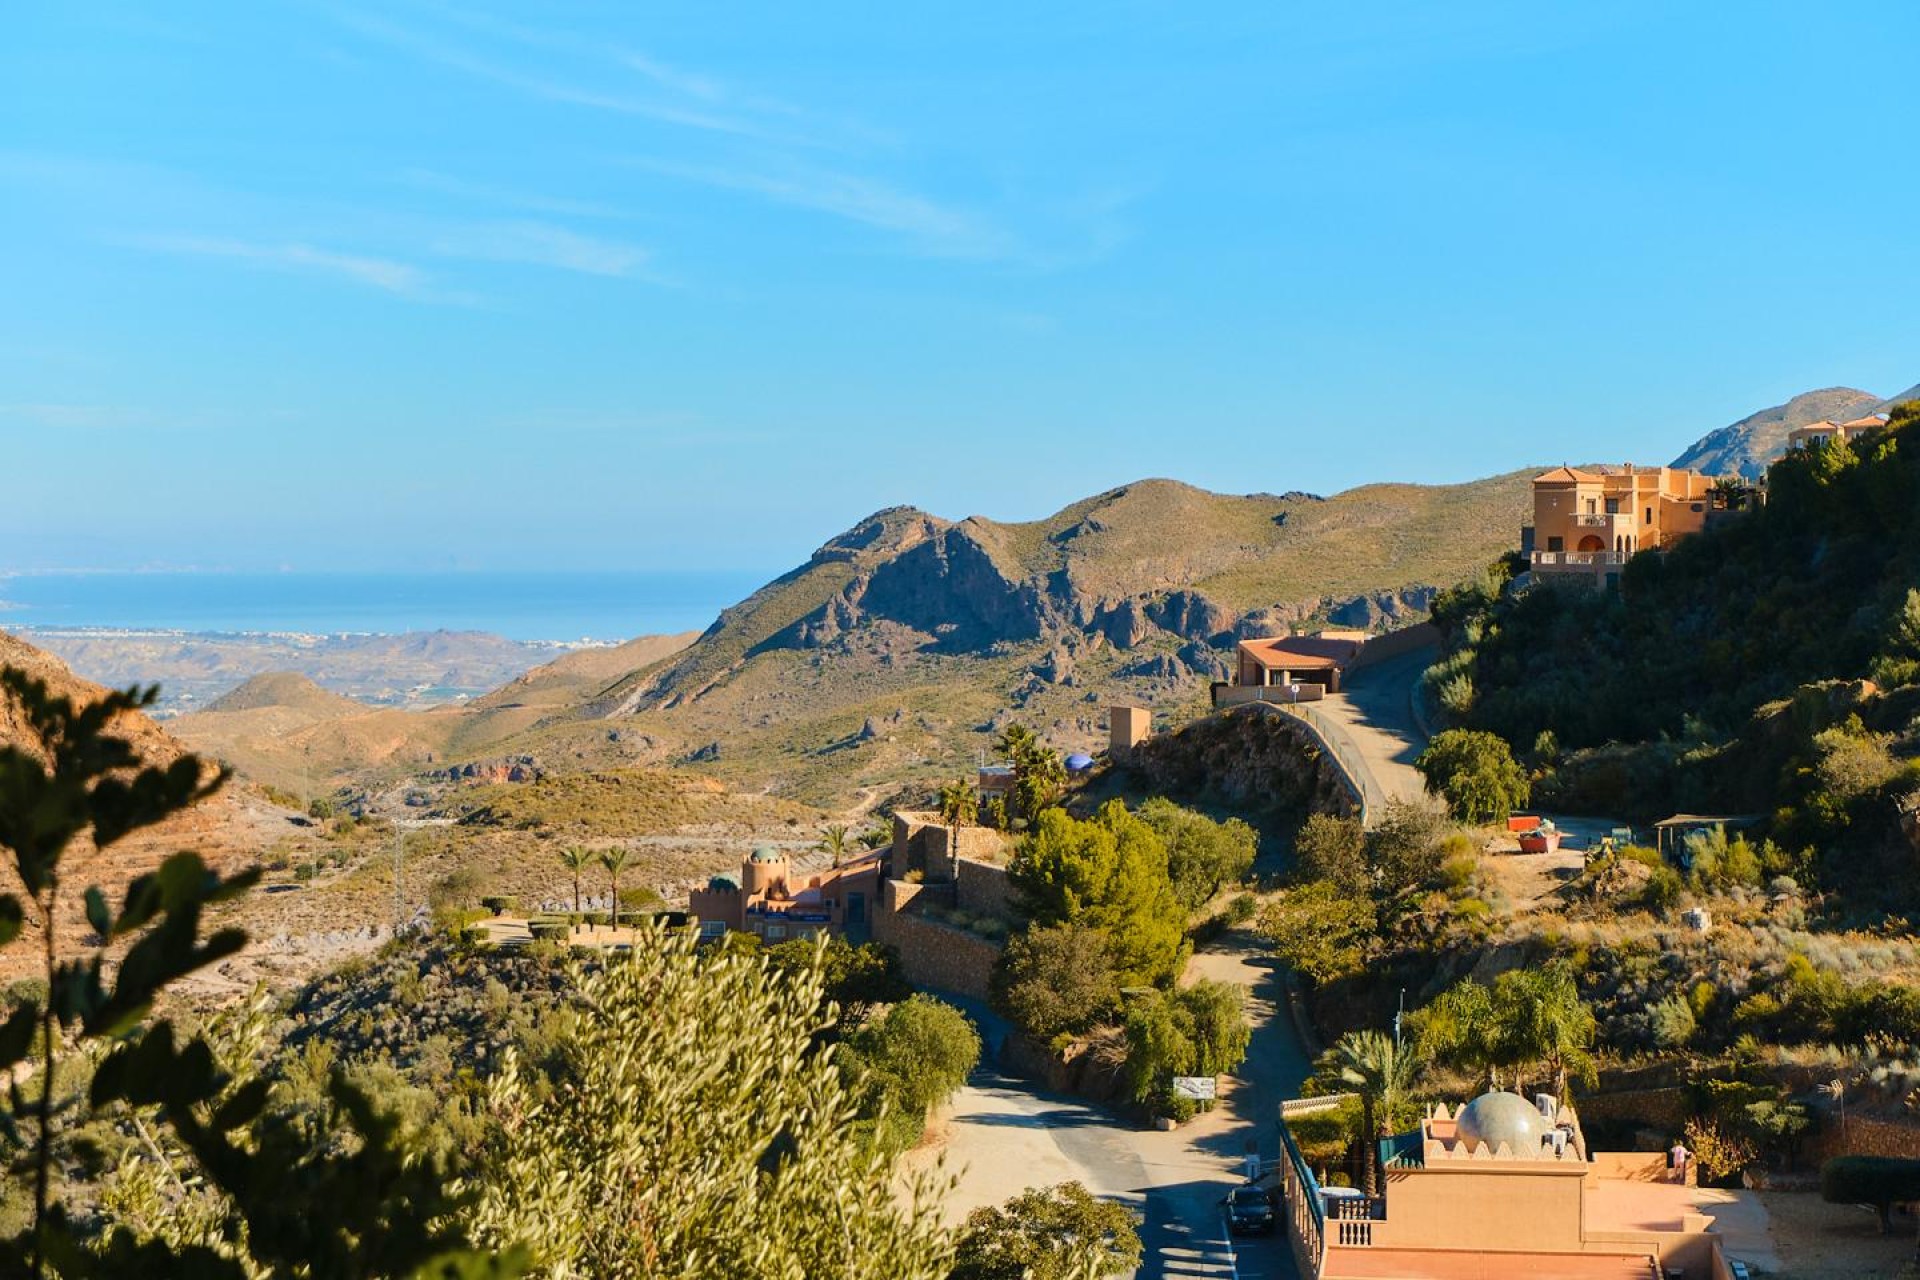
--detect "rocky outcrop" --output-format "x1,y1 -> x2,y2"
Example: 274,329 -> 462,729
423,755 -> 541,785
1122,704 -> 1355,818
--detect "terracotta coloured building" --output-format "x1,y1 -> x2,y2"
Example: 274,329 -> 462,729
687,844 -> 882,943
1786,412 -> 1888,452
1279,1090 -> 1735,1280
1233,630 -> 1368,693
1523,464 -> 1725,588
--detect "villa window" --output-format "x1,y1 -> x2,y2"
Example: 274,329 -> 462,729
1644,507 -> 1653,523
1604,498 -> 1620,515
765,924 -> 786,940
1546,536 -> 1564,552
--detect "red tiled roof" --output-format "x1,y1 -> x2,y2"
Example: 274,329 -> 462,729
1534,466 -> 1599,484
1237,635 -> 1359,669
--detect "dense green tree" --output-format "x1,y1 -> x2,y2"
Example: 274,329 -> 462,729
949,1182 -> 1142,1280
1316,1030 -> 1421,1196
468,926 -> 954,1277
763,935 -> 911,1033
1412,978 -> 1501,1089
1179,979 -> 1252,1076
990,923 -> 1120,1042
1294,813 -> 1367,894
1364,801 -> 1450,900
1007,803 -> 1188,986
1135,798 -> 1257,911
841,995 -> 981,1153
1415,730 -> 1530,824
1821,1156 -> 1920,1234
1118,982 -> 1250,1104
1256,881 -> 1375,985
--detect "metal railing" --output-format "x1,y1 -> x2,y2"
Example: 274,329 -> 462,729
1276,701 -> 1388,826
1530,550 -> 1627,567
1279,1119 -> 1327,1279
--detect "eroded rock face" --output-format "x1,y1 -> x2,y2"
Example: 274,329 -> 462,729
1122,705 -> 1354,817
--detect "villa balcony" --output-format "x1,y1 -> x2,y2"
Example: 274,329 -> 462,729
1532,550 -> 1627,568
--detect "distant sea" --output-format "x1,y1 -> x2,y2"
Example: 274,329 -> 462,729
0,570 -> 773,642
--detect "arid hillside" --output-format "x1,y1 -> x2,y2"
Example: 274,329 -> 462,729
0,630 -> 310,978
170,633 -> 700,796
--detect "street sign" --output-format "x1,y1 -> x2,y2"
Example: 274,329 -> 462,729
1172,1075 -> 1217,1101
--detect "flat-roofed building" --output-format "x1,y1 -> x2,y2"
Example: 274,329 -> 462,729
1278,1090 -> 1731,1280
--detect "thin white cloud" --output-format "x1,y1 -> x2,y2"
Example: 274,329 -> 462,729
122,234 -> 471,302
630,158 -> 1014,261
429,220 -> 651,278
398,168 -> 627,220
327,8 -> 778,140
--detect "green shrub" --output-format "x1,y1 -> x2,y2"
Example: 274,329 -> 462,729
1226,893 -> 1257,925
1415,729 -> 1530,824
1150,1091 -> 1198,1124
481,895 -> 516,916
1820,1155 -> 1920,1232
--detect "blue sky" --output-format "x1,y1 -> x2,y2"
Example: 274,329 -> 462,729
2,1 -> 1915,574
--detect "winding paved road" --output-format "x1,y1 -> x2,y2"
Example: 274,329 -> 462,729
908,933 -> 1313,1278
908,643 -> 1442,1276
1308,644 -> 1438,815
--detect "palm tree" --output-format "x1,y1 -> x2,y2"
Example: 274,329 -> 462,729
1494,964 -> 1597,1098
936,779 -> 978,835
599,847 -> 633,929
559,845 -> 593,915
820,823 -> 851,867
1417,978 -> 1501,1090
1319,1030 -> 1421,1197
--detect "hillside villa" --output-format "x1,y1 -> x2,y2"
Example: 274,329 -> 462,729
1786,412 -> 1889,452
1522,463 -> 1755,588
1280,1089 -> 1734,1280
688,845 -> 883,943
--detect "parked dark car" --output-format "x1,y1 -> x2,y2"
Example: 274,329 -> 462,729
1224,1183 -> 1276,1235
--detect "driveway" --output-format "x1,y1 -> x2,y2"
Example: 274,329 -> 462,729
1312,645 -> 1437,813
907,931 -> 1312,1278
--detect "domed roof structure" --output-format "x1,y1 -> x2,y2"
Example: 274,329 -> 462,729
707,873 -> 740,892
750,845 -> 779,863
1454,1090 -> 1547,1154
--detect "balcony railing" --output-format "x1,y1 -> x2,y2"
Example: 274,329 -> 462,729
1531,550 -> 1626,568
1572,512 -> 1626,527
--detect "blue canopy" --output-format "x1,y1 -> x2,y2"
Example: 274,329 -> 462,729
1065,753 -> 1096,772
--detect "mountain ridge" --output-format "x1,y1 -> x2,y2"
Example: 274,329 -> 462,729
1671,380 -> 1920,478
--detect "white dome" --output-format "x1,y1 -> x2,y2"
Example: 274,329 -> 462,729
1454,1091 -> 1546,1153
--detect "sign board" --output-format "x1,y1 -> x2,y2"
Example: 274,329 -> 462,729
1171,1075 -> 1217,1101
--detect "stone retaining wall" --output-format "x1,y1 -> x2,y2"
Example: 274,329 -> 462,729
871,882 -> 1001,1002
